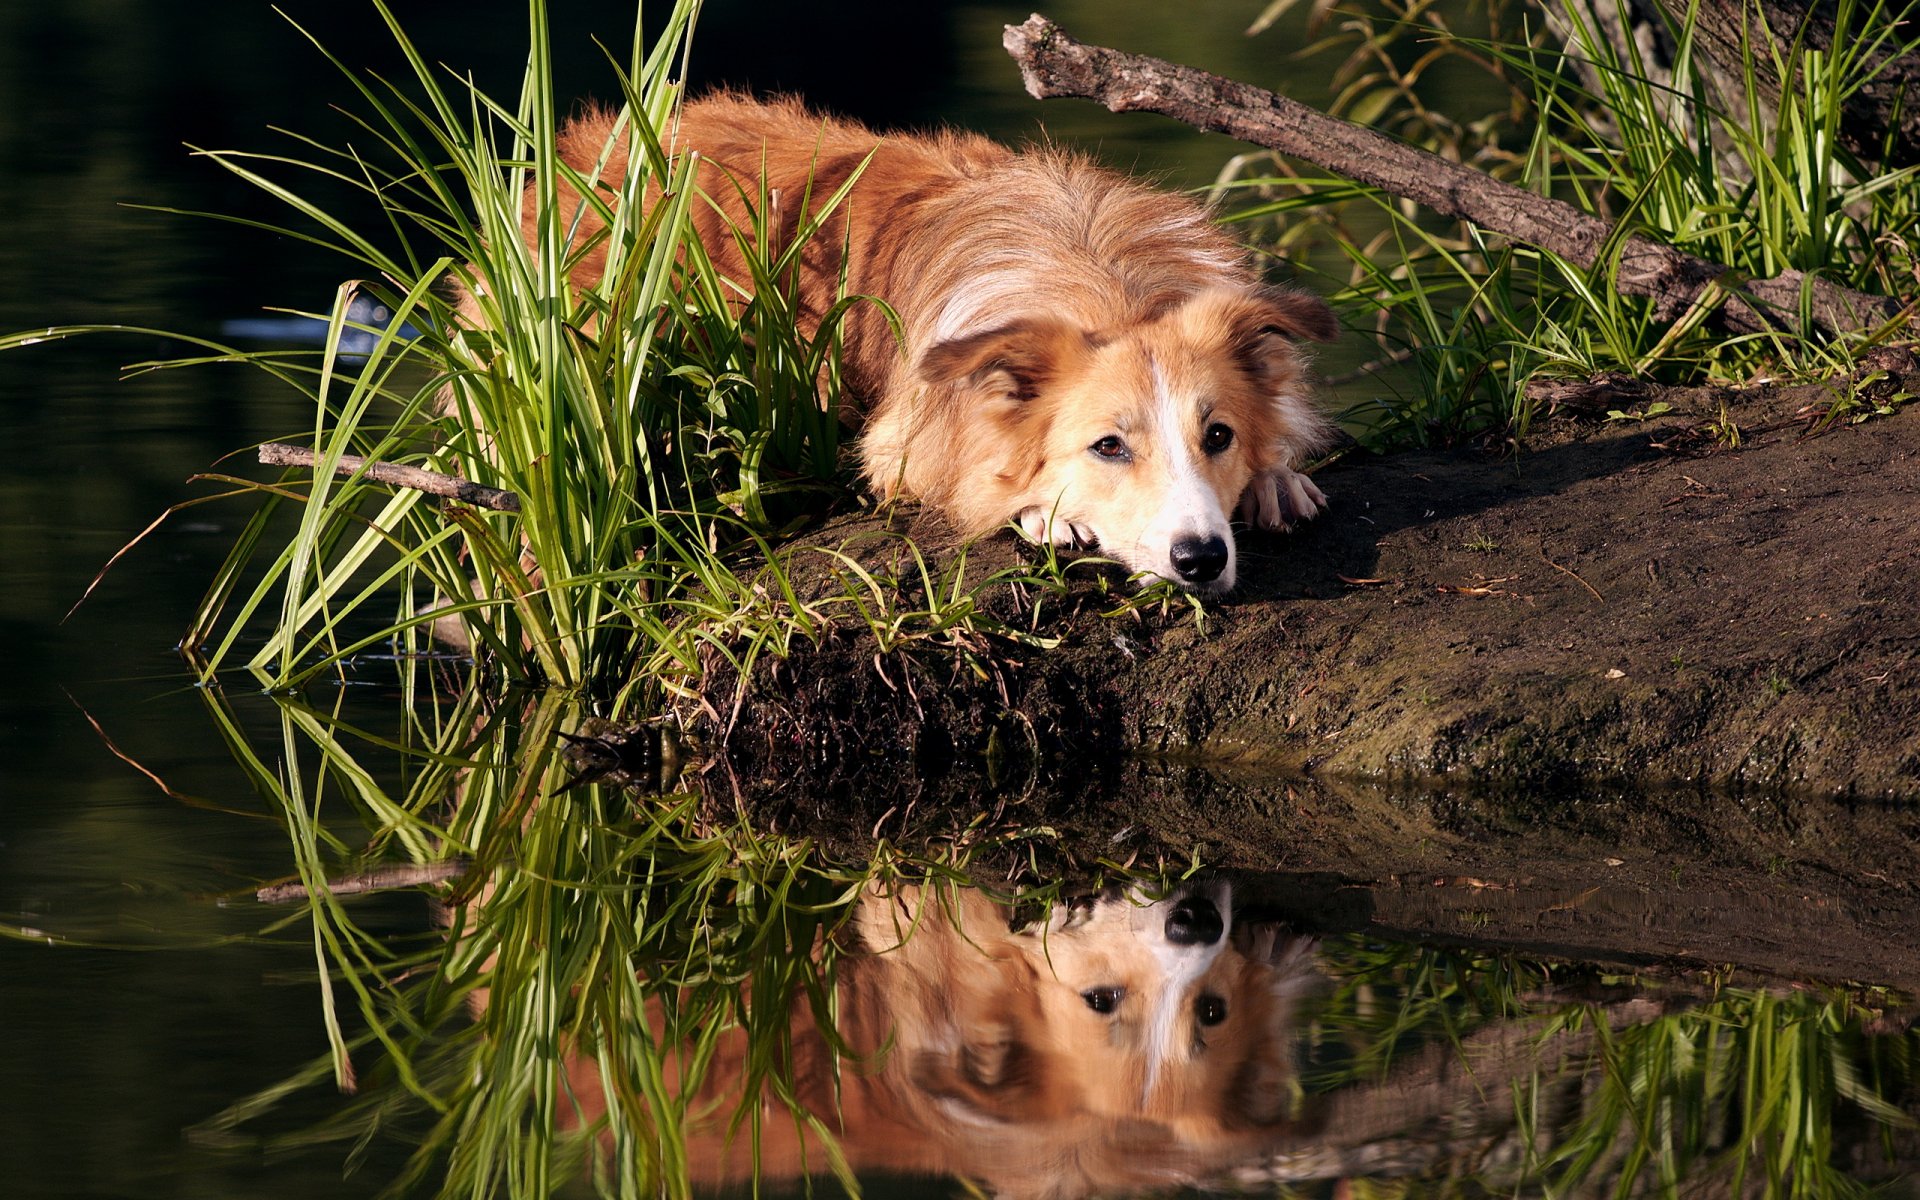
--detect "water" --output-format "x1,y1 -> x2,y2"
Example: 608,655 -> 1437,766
2,2 -> 1915,1197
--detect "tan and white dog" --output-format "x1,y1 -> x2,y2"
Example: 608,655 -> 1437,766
525,94 -> 1339,591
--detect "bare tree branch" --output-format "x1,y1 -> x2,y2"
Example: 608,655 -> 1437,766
1002,14 -> 1907,339
260,443 -> 521,513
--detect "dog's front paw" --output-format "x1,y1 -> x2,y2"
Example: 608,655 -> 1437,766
1237,466 -> 1327,531
1016,508 -> 1095,548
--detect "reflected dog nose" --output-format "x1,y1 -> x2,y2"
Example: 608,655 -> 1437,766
1169,536 -> 1228,584
1165,896 -> 1223,946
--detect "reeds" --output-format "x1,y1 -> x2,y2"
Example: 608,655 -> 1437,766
197,680 -> 1167,1198
1302,936 -> 1919,1197
1228,0 -> 1920,447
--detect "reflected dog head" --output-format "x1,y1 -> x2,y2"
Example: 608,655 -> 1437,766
852,879 -> 1317,1197
1018,880 -> 1316,1133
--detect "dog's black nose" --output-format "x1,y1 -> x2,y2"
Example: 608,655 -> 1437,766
1165,896 -> 1223,946
1169,536 -> 1228,584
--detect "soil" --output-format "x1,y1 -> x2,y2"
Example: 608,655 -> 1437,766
677,364 -> 1920,989
699,364 -> 1920,801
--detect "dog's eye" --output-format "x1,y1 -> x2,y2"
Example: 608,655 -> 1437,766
1203,423 -> 1235,454
1090,435 -> 1130,461
1196,994 -> 1228,1026
1082,987 -> 1124,1015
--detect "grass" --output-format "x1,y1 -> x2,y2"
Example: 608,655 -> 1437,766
193,683 -> 1182,1199
1297,936 -> 1920,1197
6,0 -> 1173,707
1225,0 -> 1920,449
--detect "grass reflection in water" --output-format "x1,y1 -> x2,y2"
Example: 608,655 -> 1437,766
198,688 -> 1919,1199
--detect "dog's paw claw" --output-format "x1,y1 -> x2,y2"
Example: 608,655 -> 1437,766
1016,509 -> 1086,547
1241,467 -> 1327,531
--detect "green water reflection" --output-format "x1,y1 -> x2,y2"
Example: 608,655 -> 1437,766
171,688 -> 1920,1197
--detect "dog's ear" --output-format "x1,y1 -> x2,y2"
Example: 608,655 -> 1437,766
909,950 -> 1064,1125
910,1022 -> 1076,1127
1247,286 -> 1340,345
917,319 -> 1091,401
1176,287 -> 1336,397
1224,926 -> 1320,1128
1224,288 -> 1338,391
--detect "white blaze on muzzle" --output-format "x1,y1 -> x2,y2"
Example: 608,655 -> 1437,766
1136,882 -> 1233,1100
1139,359 -> 1236,590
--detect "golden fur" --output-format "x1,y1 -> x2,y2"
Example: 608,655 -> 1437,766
515,94 -> 1338,591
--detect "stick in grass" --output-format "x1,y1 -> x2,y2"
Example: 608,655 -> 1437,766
259,443 -> 522,512
1001,15 -> 1906,340
255,860 -> 469,904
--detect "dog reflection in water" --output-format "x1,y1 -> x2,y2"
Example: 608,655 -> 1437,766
556,880 -> 1314,1198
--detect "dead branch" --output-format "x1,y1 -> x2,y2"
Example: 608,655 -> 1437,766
1002,14 -> 1906,339
256,859 -> 469,904
259,443 -> 521,512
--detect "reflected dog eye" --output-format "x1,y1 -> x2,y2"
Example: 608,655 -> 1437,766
1082,987 -> 1124,1014
1090,435 -> 1131,461
1203,423 -> 1234,454
1196,995 -> 1227,1026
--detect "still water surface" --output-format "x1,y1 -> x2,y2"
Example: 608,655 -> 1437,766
2,2 -> 1915,1197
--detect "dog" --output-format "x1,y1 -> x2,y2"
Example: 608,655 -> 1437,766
530,880 -> 1316,1198
515,94 -> 1338,592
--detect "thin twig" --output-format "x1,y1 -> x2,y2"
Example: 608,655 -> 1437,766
260,443 -> 522,512
1541,545 -> 1605,601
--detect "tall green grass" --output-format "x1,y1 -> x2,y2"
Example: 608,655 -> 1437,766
194,0 -> 866,694
1227,0 -> 1920,448
1,0 -> 920,697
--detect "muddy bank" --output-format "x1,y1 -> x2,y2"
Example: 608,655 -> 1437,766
703,745 -> 1920,991
700,368 -> 1920,802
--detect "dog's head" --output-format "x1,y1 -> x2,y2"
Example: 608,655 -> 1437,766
1010,881 -> 1315,1137
918,287 -> 1336,592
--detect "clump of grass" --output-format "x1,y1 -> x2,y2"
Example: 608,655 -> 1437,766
194,0 -> 879,696
195,683 -> 1174,1199
1226,0 -> 1920,449
1300,936 -> 1920,1196
9,0 -> 1021,703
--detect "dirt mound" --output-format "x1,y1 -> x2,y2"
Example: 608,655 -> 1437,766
698,369 -> 1920,802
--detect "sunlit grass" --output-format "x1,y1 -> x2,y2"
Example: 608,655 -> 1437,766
1227,0 -> 1920,448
